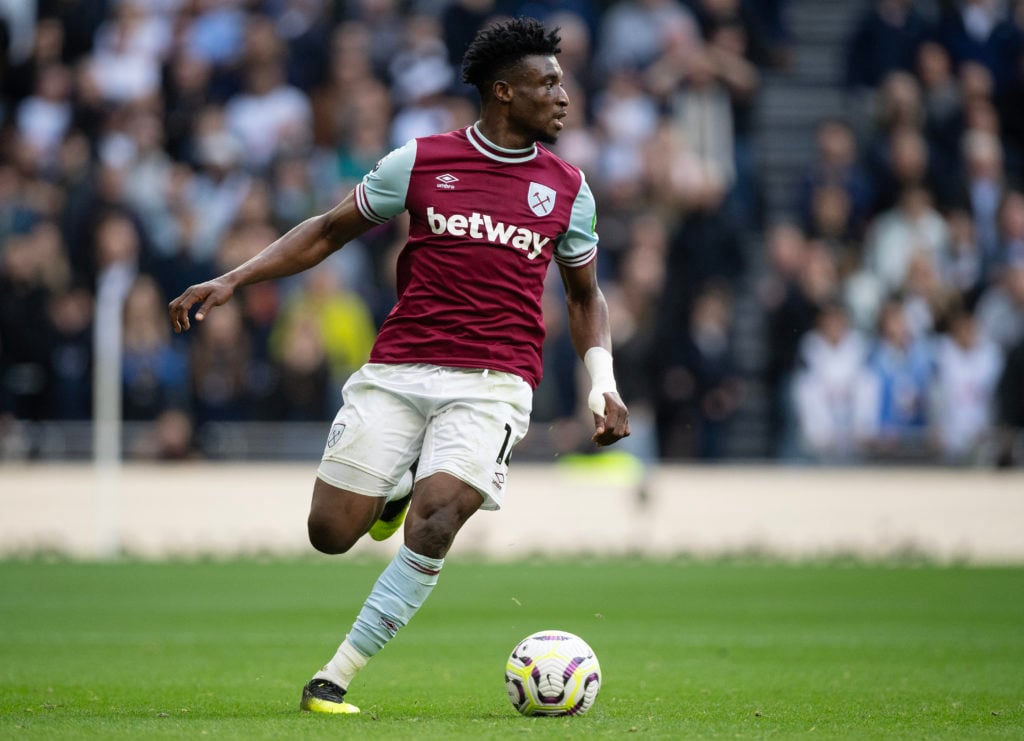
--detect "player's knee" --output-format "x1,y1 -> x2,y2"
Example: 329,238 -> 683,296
307,512 -> 358,555
404,504 -> 464,558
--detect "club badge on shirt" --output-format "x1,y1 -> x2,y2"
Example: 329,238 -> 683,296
527,182 -> 556,217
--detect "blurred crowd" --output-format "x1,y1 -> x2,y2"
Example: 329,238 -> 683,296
0,0 -> 1021,466
763,0 -> 1024,468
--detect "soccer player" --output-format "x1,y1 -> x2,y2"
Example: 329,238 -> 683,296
168,17 -> 630,714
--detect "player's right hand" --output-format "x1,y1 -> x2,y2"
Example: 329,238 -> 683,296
168,277 -> 236,333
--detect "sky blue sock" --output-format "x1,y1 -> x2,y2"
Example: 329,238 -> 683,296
347,544 -> 444,657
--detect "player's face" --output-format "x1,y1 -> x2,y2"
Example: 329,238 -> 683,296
507,55 -> 569,145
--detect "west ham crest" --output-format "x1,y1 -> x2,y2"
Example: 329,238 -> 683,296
326,423 -> 346,447
527,182 -> 556,217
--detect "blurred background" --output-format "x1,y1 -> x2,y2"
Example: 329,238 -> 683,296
1,0 -> 1023,472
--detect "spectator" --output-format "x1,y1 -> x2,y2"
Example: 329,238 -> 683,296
845,0 -> 931,92
976,260 -> 1024,351
917,41 -> 964,188
759,221 -> 812,457
705,17 -> 762,227
267,0 -> 332,92
441,0 -> 498,74
3,16 -> 65,108
806,183 -> 858,272
863,71 -> 927,209
691,0 -> 772,68
884,124 -> 934,208
83,0 -> 167,106
857,184 -> 951,325
267,314 -> 333,421
857,297 -> 935,460
659,160 -> 746,306
593,69 -> 660,192
902,251 -> 962,338
345,0 -> 406,82
310,23 -> 389,153
655,281 -> 743,459
268,261 -> 377,389
958,128 -> 1007,278
931,306 -> 1004,462
602,213 -> 665,462
0,229 -> 57,421
595,0 -> 699,75
182,0 -> 247,69
943,206 -> 986,300
387,15 -> 462,145
189,299 -> 254,426
161,51 -> 217,161
797,119 -> 875,239
996,188 -> 1024,268
121,274 -> 190,421
224,39 -> 312,171
995,332 -> 1024,466
187,107 -> 253,261
644,24 -> 762,230
935,0 -> 1023,95
15,63 -> 73,174
121,110 -> 179,259
792,301 -> 869,462
665,46 -> 740,201
46,283 -> 94,421
0,163 -> 42,244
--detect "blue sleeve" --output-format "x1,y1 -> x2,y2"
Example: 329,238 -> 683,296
553,171 -> 598,268
354,140 -> 417,224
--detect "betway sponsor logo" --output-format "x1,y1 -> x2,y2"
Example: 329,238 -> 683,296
426,206 -> 549,260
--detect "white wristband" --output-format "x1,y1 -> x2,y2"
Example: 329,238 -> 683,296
584,346 -> 617,416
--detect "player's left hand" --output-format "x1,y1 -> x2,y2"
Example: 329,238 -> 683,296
591,391 -> 629,446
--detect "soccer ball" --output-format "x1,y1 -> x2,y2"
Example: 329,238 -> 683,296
504,629 -> 601,716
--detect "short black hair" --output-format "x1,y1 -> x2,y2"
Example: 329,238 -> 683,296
461,17 -> 561,95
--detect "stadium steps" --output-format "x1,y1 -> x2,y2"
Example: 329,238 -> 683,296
752,0 -> 865,221
723,0 -> 864,459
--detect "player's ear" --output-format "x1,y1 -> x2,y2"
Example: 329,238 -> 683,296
492,79 -> 513,104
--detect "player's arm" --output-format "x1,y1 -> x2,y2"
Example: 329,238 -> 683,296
559,260 -> 630,446
168,191 -> 372,332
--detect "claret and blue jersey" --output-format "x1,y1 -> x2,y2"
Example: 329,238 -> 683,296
353,123 -> 599,389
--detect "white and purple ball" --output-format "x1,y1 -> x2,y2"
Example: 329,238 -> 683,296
505,629 -> 601,716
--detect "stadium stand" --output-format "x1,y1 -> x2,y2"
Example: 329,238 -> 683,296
0,0 -> 1022,467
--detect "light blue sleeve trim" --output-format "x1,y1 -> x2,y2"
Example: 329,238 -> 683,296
355,139 -> 417,223
554,171 -> 598,267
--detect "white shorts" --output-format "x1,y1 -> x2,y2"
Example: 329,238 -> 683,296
317,363 -> 533,510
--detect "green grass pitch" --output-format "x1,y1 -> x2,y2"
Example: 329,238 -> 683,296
1,557 -> 1022,739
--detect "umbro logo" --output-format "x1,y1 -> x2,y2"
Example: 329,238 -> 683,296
379,616 -> 400,636
436,173 -> 459,190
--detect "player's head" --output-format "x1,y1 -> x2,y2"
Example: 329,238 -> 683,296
462,17 -> 567,144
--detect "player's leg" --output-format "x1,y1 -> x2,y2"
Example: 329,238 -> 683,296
307,465 -> 415,553
302,365 -> 425,713
307,474 -> 481,711
306,477 -> 385,555
402,471 -> 484,558
306,366 -> 423,554
303,366 -> 530,714
367,462 -> 417,542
